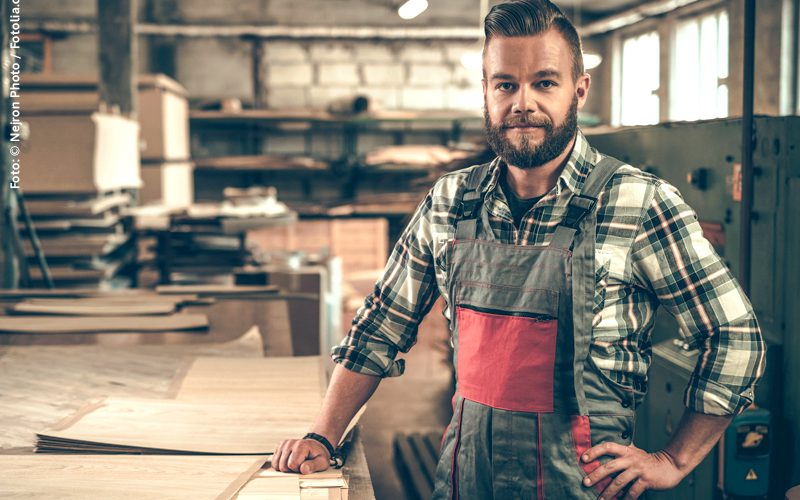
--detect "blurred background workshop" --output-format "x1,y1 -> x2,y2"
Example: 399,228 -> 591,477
0,0 -> 798,499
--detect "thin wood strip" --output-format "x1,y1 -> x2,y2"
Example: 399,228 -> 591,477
10,301 -> 176,316
0,314 -> 209,333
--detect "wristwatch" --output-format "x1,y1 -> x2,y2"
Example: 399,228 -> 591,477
303,432 -> 345,468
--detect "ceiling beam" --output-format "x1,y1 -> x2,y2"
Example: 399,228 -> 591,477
25,21 -> 483,41
579,0 -> 703,36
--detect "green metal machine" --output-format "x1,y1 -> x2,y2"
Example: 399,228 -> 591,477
586,116 -> 800,499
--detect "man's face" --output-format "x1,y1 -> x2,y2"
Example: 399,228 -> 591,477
482,29 -> 590,169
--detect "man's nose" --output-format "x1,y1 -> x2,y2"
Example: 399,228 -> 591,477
511,85 -> 538,114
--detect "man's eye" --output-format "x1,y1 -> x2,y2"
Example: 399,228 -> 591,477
538,80 -> 556,89
497,83 -> 515,91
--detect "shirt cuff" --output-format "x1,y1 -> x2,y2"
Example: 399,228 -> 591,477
331,344 -> 405,378
684,375 -> 755,416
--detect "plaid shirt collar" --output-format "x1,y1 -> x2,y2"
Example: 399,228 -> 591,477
480,129 -> 599,199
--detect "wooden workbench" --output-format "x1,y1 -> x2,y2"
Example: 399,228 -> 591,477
0,291 -> 375,499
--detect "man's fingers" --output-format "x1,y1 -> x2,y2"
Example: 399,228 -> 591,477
271,440 -> 289,471
598,468 -> 638,500
287,442 -> 314,471
583,456 -> 630,487
582,441 -> 630,463
299,454 -> 330,475
279,441 -> 298,472
624,479 -> 648,499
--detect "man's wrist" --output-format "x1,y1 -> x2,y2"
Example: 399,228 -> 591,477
304,432 -> 335,458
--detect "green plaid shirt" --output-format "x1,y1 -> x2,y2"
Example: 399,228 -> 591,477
332,130 -> 765,416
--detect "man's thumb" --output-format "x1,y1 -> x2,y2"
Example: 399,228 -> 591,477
299,455 -> 330,475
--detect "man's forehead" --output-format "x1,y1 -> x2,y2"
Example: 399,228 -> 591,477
483,30 -> 571,73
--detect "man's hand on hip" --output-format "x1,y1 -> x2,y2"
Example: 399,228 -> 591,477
272,438 -> 331,474
580,442 -> 686,499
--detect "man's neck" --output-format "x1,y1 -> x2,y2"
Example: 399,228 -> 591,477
504,135 -> 576,199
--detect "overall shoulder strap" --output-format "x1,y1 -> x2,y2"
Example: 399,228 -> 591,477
550,155 -> 626,250
454,162 -> 492,240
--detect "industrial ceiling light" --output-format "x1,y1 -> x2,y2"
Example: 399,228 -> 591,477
583,52 -> 603,70
398,0 -> 429,20
460,51 -> 483,70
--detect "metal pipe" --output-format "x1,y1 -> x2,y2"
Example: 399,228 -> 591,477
27,20 -> 482,40
740,0 -> 756,295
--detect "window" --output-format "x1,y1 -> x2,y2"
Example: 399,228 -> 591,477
670,9 -> 729,121
617,31 -> 660,126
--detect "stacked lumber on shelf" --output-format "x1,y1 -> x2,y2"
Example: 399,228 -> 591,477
22,190 -> 138,289
30,354 -> 355,498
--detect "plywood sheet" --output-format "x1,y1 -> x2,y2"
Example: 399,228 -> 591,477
0,314 -> 208,333
175,356 -> 325,401
36,397 -> 318,454
0,455 -> 265,500
11,300 -> 176,316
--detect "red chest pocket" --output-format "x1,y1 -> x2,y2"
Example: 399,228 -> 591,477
456,305 -> 558,413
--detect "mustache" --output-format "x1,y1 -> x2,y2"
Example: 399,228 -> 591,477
501,115 -> 552,129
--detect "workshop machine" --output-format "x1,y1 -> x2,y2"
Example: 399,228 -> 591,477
586,116 -> 799,499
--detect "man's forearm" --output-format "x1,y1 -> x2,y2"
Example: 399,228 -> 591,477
311,363 -> 382,447
663,409 -> 732,473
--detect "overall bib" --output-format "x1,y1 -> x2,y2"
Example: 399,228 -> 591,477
432,156 -> 639,499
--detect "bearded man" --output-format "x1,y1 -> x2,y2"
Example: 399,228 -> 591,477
273,1 -> 765,498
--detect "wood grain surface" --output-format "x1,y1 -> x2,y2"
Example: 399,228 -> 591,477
0,454 -> 266,500
175,356 -> 325,401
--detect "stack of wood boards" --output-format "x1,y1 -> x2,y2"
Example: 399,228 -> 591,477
0,455 -> 266,500
35,356 -> 328,454
1,294 -> 208,334
236,469 -> 349,500
30,352 -> 358,498
22,192 -> 137,288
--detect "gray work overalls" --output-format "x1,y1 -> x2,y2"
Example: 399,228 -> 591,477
432,156 -> 639,499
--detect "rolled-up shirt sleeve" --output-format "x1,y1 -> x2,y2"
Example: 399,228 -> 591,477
331,189 -> 441,378
632,181 -> 766,416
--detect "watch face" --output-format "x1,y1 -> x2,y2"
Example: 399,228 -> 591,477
736,423 -> 769,458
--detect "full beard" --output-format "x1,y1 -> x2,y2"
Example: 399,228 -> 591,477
484,96 -> 579,170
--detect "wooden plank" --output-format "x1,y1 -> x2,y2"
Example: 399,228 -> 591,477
0,314 -> 208,333
0,455 -> 265,500
36,397 -> 318,454
10,300 -> 176,316
409,432 -> 438,486
394,434 -> 432,499
157,285 -> 279,296
235,476 -> 301,500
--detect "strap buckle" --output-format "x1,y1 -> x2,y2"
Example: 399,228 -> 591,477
561,194 -> 596,229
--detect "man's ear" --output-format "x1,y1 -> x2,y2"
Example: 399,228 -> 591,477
575,73 -> 591,109
482,78 -> 488,100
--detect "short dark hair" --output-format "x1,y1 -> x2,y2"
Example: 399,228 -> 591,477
483,0 -> 585,80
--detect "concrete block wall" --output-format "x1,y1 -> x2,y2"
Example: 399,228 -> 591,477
255,40 -> 483,111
